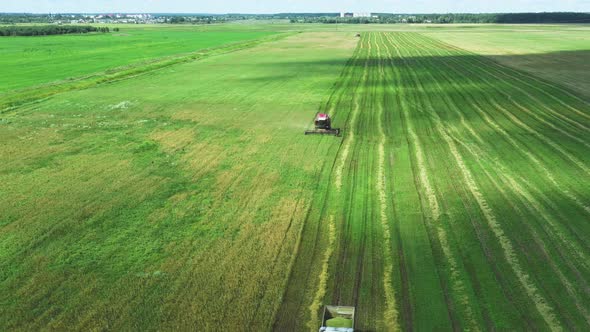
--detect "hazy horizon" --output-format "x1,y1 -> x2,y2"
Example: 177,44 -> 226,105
1,0 -> 589,15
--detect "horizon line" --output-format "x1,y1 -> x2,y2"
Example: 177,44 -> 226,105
1,11 -> 590,15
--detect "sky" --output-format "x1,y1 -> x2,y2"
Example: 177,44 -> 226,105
1,0 -> 589,14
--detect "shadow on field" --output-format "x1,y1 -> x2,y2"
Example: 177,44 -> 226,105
271,49 -> 590,331
244,49 -> 590,144
246,49 -> 590,101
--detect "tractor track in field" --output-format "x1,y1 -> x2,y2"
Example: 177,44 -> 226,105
399,32 -> 590,276
396,31 -> 584,327
385,33 -> 458,330
374,33 -> 400,331
420,36 -> 590,218
451,130 -> 590,284
274,34 -> 374,331
450,123 -> 590,270
422,34 -> 590,121
272,42 -> 364,330
394,32 -> 492,331
430,45 -> 590,175
378,34 -> 413,331
352,33 -> 379,327
419,33 -> 590,131
437,120 -> 561,331
307,216 -> 336,330
448,130 -> 590,325
277,30 -> 589,331
331,37 -> 370,308
331,35 -> 373,312
381,39 -> 415,331
388,32 -> 477,331
408,32 -> 589,330
416,29 -> 588,321
334,37 -> 372,191
416,36 -> 590,134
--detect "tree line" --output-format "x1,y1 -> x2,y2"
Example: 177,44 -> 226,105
0,25 -> 113,37
290,12 -> 590,24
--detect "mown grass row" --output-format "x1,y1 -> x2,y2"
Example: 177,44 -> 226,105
386,31 -> 590,330
276,31 -> 589,331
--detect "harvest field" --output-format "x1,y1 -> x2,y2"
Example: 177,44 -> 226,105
0,25 -> 276,92
1,24 -> 589,331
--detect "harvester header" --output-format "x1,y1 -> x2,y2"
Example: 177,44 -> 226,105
305,113 -> 340,136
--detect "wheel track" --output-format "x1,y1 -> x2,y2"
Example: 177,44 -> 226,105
400,32 -> 590,269
386,32 -> 461,331
424,38 -> 590,155
374,33 -> 400,331
272,35 -> 366,330
389,32 -> 487,331
396,32 -> 567,331
448,132 -> 590,327
416,34 -> 590,121
412,34 -> 590,154
306,216 -> 336,330
436,120 -> 562,332
331,34 -> 372,309
381,34 -> 415,331
417,34 -> 590,217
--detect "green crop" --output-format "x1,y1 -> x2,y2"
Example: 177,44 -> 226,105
1,24 -> 589,331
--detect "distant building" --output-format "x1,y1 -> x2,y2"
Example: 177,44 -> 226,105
353,12 -> 371,18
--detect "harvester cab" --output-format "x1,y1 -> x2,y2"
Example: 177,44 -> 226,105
305,113 -> 340,136
319,305 -> 355,332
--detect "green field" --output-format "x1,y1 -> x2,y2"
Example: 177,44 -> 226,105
425,25 -> 590,97
1,24 -> 589,331
0,25 -> 276,93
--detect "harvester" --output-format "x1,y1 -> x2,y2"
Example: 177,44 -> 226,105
305,113 -> 340,136
319,305 -> 355,332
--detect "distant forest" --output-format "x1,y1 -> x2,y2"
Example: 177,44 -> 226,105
291,12 -> 590,24
0,25 -> 112,37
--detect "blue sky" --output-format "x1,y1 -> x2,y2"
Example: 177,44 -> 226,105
1,0 -> 589,14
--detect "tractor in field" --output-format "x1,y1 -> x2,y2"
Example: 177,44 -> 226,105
319,305 -> 355,332
305,113 -> 340,136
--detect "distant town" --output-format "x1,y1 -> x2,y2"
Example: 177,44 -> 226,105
1,12 -> 589,25
0,13 -> 237,25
